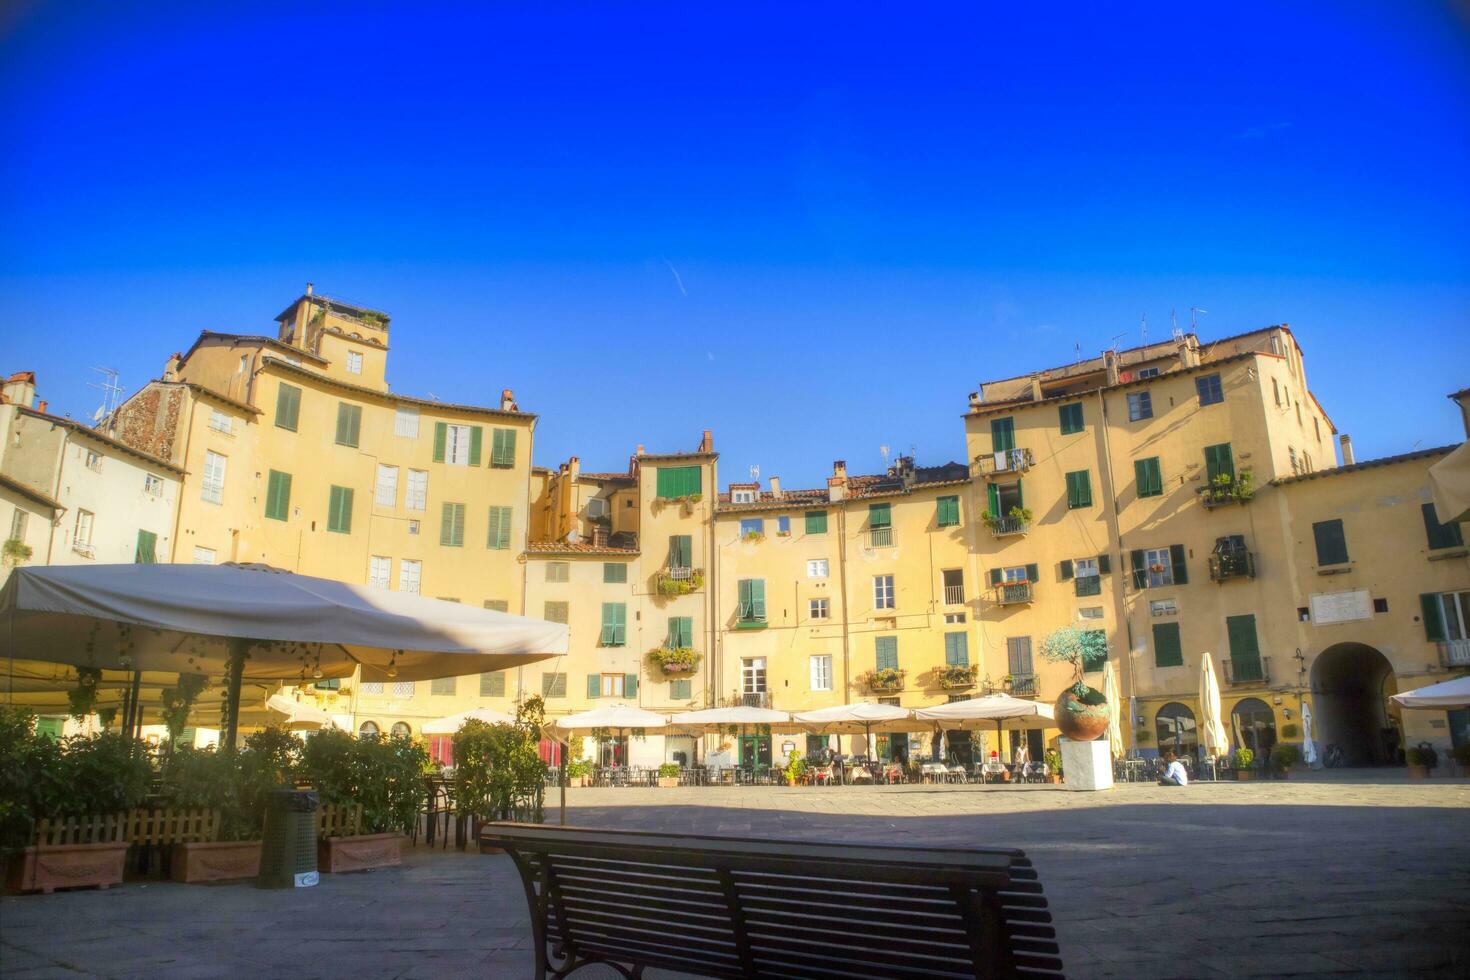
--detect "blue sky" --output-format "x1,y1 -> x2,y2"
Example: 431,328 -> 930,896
2,2 -> 1467,487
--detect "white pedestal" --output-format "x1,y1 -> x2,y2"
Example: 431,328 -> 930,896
1060,738 -> 1114,792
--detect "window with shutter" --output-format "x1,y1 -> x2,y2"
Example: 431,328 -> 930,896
869,503 -> 892,528
1204,443 -> 1235,484
670,678 -> 692,700
667,617 -> 693,648
542,672 -> 566,698
604,562 -> 628,583
265,470 -> 292,521
1312,519 -> 1349,566
545,562 -> 569,583
544,601 -> 568,623
587,674 -> 601,698
1420,594 -> 1445,641
1422,503 -> 1464,550
600,603 -> 627,646
991,418 -> 1015,453
327,486 -> 353,534
668,535 -> 692,571
398,559 -> 421,594
432,676 -> 456,696
483,600 -> 508,611
1127,391 -> 1153,421
1153,622 -> 1183,667
468,426 -> 483,466
1006,636 -> 1033,675
936,495 -> 960,527
944,632 -> 969,666
134,529 -> 157,564
440,502 -> 465,547
480,672 -> 505,697
1226,614 -> 1261,669
274,384 -> 301,431
486,506 -> 512,549
433,422 -> 447,462
490,428 -> 516,468
875,636 -> 898,670
335,403 -> 362,448
805,510 -> 828,534
1169,544 -> 1188,585
1196,373 -> 1224,406
395,406 -> 420,438
737,579 -> 766,622
624,673 -> 639,697
1135,457 -> 1164,498
1058,403 -> 1084,434
1065,470 -> 1093,508
655,466 -> 702,499
405,470 -> 428,511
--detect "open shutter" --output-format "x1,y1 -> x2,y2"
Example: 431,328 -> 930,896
1130,549 -> 1147,589
469,426 -> 483,466
1170,544 -> 1188,584
751,579 -> 766,620
587,675 -> 600,698
1097,553 -> 1111,574
440,503 -> 454,546
869,503 -> 891,527
1153,623 -> 1183,667
1059,560 -> 1074,580
433,422 -> 447,462
1016,479 -> 1024,509
1421,594 -> 1445,641
1024,563 -> 1039,583
987,484 -> 1000,517
988,568 -> 1002,587
134,530 -> 157,563
625,674 -> 638,697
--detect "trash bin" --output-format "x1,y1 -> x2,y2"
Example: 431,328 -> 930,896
258,789 -> 319,888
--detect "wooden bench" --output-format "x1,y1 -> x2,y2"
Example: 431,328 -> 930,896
481,823 -> 1064,979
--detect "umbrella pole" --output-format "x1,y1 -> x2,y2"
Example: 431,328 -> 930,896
221,639 -> 248,752
127,670 -> 142,739
559,746 -> 567,826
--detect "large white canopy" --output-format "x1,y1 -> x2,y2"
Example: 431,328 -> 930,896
552,703 -> 671,734
1428,440 -> 1470,524
422,706 -> 517,735
0,563 -> 567,682
1198,654 -> 1230,756
1391,675 -> 1470,710
263,692 -> 337,730
667,706 -> 796,733
913,693 -> 1054,730
792,701 -> 914,734
1103,661 -> 1124,759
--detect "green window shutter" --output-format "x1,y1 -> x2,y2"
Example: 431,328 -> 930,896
274,384 -> 301,431
625,674 -> 638,697
265,470 -> 292,521
656,465 -> 700,499
670,679 -> 691,699
432,422 -> 447,463
1059,403 -> 1083,434
1066,471 -> 1092,508
601,603 -> 627,645
1313,519 -> 1349,565
1204,443 -> 1235,483
491,429 -> 517,468
1152,623 -> 1183,668
944,632 -> 969,666
483,600 -> 508,612
1135,457 -> 1163,497
937,495 -> 959,527
335,404 -> 361,447
441,502 -> 464,547
487,506 -> 511,549
1075,574 -> 1101,597
669,535 -> 692,569
991,418 -> 1015,453
1097,553 -> 1111,574
328,486 -> 353,534
1422,503 -> 1464,550
1226,614 -> 1260,663
1130,549 -> 1148,589
134,529 -> 157,564
656,467 -> 674,497
1059,559 -> 1074,580
875,636 -> 898,671
480,671 -> 505,697
869,503 -> 891,527
1016,479 -> 1024,510
1420,594 -> 1445,641
587,674 -> 601,698
668,617 -> 693,648
1169,544 -> 1188,584
35,717 -> 63,740
987,483 -> 1000,517
750,579 -> 766,619
738,579 -> 752,616
805,510 -> 828,534
604,562 -> 627,583
988,568 -> 1002,587
468,426 -> 483,466
1024,563 -> 1039,583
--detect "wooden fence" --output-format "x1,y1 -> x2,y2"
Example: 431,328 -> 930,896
33,809 -> 221,847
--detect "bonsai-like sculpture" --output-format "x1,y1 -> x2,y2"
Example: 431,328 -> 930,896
1039,627 -> 1110,741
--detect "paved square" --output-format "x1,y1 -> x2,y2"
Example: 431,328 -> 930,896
2,774 -> 1467,979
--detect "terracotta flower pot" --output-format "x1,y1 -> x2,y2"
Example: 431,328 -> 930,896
318,832 -> 405,873
1407,765 -> 1430,779
1236,770 -> 1255,781
1054,688 -> 1109,742
171,840 -> 263,883
7,842 -> 129,894
657,777 -> 680,788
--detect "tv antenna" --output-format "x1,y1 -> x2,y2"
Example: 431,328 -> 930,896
1190,307 -> 1208,331
748,465 -> 760,482
879,444 -> 891,469
87,366 -> 123,428
1140,314 -> 1147,346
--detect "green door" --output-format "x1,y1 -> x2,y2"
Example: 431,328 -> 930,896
738,735 -> 771,769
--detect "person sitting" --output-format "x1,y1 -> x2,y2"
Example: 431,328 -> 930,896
1158,750 -> 1188,787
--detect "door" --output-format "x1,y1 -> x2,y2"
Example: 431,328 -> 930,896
739,735 -> 771,769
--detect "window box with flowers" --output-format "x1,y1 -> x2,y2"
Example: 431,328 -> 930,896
655,568 -> 706,598
646,647 -> 702,675
862,667 -> 906,693
937,664 -> 978,690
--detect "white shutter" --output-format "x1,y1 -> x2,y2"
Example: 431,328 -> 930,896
375,465 -> 399,507
369,556 -> 392,589
406,470 -> 428,511
399,559 -> 422,594
202,452 -> 226,503
395,407 -> 420,438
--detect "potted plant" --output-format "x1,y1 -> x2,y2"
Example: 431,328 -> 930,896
162,743 -> 279,883
1039,627 -> 1110,741
937,664 -> 978,690
861,667 -> 906,693
782,750 -> 807,786
2,537 -> 32,567
657,763 -> 681,788
1044,748 -> 1063,783
302,727 -> 428,872
1233,747 -> 1256,780
646,647 -> 702,675
1269,743 -> 1301,780
1452,743 -> 1470,776
1406,743 -> 1438,779
655,568 -> 706,598
742,529 -> 764,543
566,757 -> 592,787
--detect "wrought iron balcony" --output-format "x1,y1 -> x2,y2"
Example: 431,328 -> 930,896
1221,656 -> 1270,685
986,516 -> 1029,537
727,691 -> 771,709
1438,639 -> 1470,667
1209,551 -> 1256,582
992,582 -> 1034,606
867,526 -> 895,548
1006,673 -> 1039,697
735,603 -> 767,629
975,448 -> 1034,477
943,584 -> 965,605
1197,480 -> 1255,509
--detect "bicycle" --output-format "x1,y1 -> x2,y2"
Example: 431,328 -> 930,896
1322,743 -> 1344,768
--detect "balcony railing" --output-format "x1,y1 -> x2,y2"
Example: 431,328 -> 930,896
943,584 -> 964,605
1439,639 -> 1470,667
975,448 -> 1034,477
1222,656 -> 1270,685
868,526 -> 895,548
667,565 -> 693,581
987,516 -> 1029,537
72,541 -> 96,559
728,691 -> 771,709
736,604 -> 767,628
1005,674 -> 1039,697
993,582 -> 1034,606
1198,480 -> 1254,509
1209,552 -> 1256,582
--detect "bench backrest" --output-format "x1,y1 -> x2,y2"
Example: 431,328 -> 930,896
482,823 -> 1063,978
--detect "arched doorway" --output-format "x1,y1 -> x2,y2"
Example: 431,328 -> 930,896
1231,698 -> 1277,757
1311,643 -> 1398,766
1155,703 -> 1198,757
358,720 -> 379,739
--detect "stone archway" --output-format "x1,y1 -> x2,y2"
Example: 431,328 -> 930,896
1310,643 -> 1398,766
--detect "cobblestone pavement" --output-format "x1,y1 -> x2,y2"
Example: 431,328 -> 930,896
3,775 -> 1467,979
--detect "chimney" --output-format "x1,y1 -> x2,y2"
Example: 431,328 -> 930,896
1177,337 -> 1201,370
36,400 -> 47,414
968,391 -> 981,411
1,371 -> 37,409
1339,434 -> 1355,466
500,388 -> 517,412
568,456 -> 581,479
827,460 -> 847,502
636,444 -> 645,456
1029,375 -> 1044,401
699,429 -> 713,453
164,352 -> 182,381
768,476 -> 782,499
1103,350 -> 1120,387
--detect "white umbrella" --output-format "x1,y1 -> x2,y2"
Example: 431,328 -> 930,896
1,563 -> 567,748
793,701 -> 913,758
552,702 -> 671,733
1391,675 -> 1470,710
1428,440 -> 1470,524
914,693 -> 1053,765
422,706 -> 517,735
667,705 -> 795,732
263,692 -> 336,731
1102,661 -> 1124,760
1198,654 -> 1230,766
1301,700 -> 1319,768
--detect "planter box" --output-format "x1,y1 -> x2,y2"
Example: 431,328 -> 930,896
656,777 -> 680,788
1407,765 -> 1431,779
171,840 -> 262,883
1236,770 -> 1255,781
8,842 -> 129,894
318,833 -> 405,873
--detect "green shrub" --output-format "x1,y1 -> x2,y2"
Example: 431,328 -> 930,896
297,727 -> 426,835
56,732 -> 152,817
1269,743 -> 1301,771
453,713 -> 545,822
298,728 -> 358,809
1452,744 -> 1470,769
658,763 -> 681,779
1280,722 -> 1300,739
1406,744 -> 1439,769
1044,748 -> 1063,777
0,707 -> 62,855
1233,747 -> 1255,769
